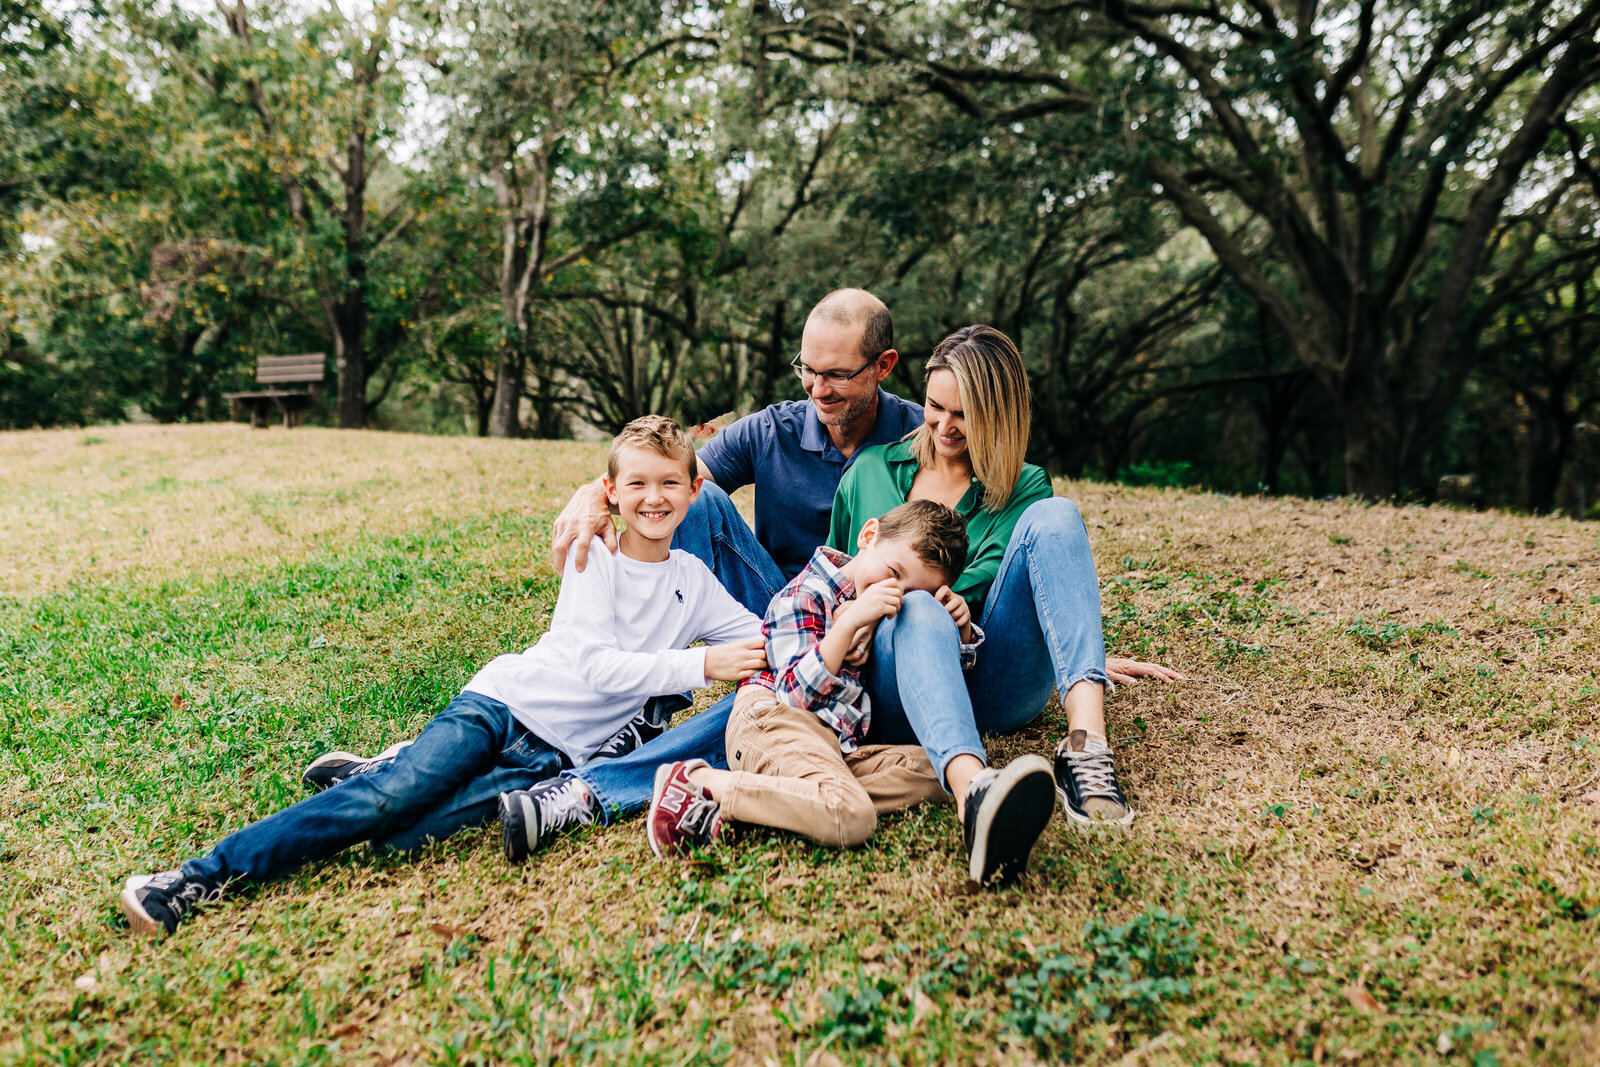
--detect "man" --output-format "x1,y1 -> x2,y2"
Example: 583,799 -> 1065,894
495,289 -> 1177,855
558,288 -> 920,595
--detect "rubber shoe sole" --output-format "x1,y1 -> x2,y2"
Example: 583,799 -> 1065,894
120,875 -> 166,939
968,755 -> 1055,886
1055,784 -> 1136,827
500,790 -> 536,863
300,752 -> 366,791
646,763 -> 676,859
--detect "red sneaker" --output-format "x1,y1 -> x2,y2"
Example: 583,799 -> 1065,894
647,759 -> 723,858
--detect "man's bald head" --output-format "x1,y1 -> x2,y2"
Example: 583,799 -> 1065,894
809,288 -> 894,361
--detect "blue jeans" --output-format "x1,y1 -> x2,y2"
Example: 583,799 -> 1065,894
575,481 -> 787,823
862,498 -> 1109,790
184,692 -> 567,886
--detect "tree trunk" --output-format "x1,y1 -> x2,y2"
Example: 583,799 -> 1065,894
488,155 -> 550,438
1336,378 -> 1403,500
336,128 -> 368,429
474,381 -> 492,437
488,346 -> 525,438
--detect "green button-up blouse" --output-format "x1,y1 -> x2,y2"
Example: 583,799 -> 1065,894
827,439 -> 1054,620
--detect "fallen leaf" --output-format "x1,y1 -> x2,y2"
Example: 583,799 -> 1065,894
1447,746 -> 1462,766
1344,982 -> 1382,1013
73,972 -> 98,993
328,1023 -> 362,1040
910,989 -> 936,1024
858,944 -> 884,961
1369,839 -> 1402,860
1272,927 -> 1290,952
1436,1031 -> 1454,1055
430,922 -> 472,941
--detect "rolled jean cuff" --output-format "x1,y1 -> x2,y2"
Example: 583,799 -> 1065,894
1063,666 -> 1112,695
577,772 -> 620,826
935,745 -> 990,796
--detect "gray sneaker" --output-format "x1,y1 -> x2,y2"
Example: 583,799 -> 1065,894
961,755 -> 1056,886
300,740 -> 413,792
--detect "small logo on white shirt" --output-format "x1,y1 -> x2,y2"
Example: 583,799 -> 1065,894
675,590 -> 683,603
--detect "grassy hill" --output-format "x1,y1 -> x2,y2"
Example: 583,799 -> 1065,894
2,424 -> 1597,1065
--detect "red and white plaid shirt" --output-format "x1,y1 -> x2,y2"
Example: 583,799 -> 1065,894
745,546 -> 984,751
744,547 -> 874,750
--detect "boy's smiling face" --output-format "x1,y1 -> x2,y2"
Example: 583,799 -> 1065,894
604,445 -> 701,555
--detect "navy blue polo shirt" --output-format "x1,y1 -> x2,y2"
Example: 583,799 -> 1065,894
698,390 -> 925,579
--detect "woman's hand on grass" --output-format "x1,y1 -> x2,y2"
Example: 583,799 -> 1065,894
1106,657 -> 1184,686
705,637 -> 768,681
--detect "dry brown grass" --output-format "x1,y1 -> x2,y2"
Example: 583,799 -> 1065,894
0,424 -> 608,597
2,426 -> 1598,1066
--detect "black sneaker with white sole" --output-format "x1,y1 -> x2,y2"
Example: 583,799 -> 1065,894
300,740 -> 413,793
1053,729 -> 1135,826
962,755 -> 1056,886
591,716 -> 666,761
591,694 -> 692,760
120,869 -> 225,939
499,778 -> 599,863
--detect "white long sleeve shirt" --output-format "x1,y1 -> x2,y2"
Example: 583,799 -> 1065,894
466,537 -> 760,766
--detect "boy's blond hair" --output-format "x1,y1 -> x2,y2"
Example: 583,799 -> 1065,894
874,499 -> 969,584
607,415 -> 699,481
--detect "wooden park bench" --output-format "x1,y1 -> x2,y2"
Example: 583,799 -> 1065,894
223,353 -> 326,429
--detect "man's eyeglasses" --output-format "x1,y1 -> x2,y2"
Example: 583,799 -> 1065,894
790,351 -> 881,387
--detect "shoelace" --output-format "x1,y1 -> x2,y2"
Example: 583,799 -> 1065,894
162,883 -> 225,921
593,721 -> 646,760
1061,747 -> 1121,799
536,783 -> 596,832
674,794 -> 719,843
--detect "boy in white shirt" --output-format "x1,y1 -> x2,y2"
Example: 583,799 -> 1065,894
120,416 -> 765,938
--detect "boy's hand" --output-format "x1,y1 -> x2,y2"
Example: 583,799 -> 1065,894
848,579 -> 904,630
935,586 -> 974,644
551,479 -> 617,574
704,637 -> 768,681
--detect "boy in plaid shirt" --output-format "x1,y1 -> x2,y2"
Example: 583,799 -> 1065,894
645,499 -> 1058,885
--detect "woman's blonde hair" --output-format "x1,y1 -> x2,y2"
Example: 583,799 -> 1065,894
909,324 -> 1030,512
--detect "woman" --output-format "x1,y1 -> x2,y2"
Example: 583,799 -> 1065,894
830,324 -> 1179,831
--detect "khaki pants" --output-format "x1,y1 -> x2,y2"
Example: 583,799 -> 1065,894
721,686 -> 947,848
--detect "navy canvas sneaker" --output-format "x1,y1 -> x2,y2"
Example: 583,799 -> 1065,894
961,755 -> 1055,886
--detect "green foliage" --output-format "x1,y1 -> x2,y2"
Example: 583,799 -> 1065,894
1,0 -> 1598,509
1116,461 -> 1196,489
818,975 -> 901,1047
1002,908 -> 1202,1056
1342,616 -> 1458,651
